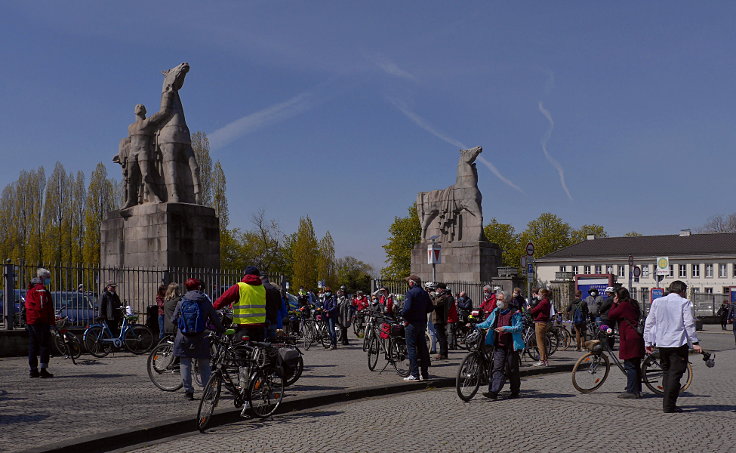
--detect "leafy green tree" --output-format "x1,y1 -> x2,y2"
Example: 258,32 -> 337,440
212,161 -> 228,231
571,224 -> 608,244
70,171 -> 86,263
624,231 -> 643,237
291,216 -> 319,290
82,163 -> 116,265
192,131 -> 213,206
381,203 -> 421,279
42,162 -> 72,263
520,212 -> 573,258
317,231 -> 337,289
483,218 -> 521,268
336,256 -> 374,293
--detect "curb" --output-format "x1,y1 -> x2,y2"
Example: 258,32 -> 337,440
25,363 -> 573,453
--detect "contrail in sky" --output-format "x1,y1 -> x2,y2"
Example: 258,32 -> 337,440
388,97 -> 523,193
209,91 -> 317,150
366,53 -> 416,80
538,101 -> 573,200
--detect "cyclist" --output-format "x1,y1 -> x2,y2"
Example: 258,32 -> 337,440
25,268 -> 55,378
424,282 -> 439,355
530,288 -> 552,367
401,275 -> 434,381
99,282 -> 123,338
607,287 -> 644,399
431,283 -> 453,360
584,288 -> 603,324
566,290 -> 588,351
336,288 -> 352,346
163,281 -> 182,336
475,291 -> 524,399
173,278 -> 224,400
353,290 -> 369,311
214,266 -> 267,342
479,285 -> 496,317
322,287 -> 338,349
378,287 -> 393,314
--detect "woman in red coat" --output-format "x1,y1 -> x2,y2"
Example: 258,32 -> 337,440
607,287 -> 645,398
530,288 -> 551,366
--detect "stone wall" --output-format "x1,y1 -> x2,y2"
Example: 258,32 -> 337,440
411,241 -> 501,283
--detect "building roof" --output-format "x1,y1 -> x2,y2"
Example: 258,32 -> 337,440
538,232 -> 736,260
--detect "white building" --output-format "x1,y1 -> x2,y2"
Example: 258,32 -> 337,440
535,230 -> 736,317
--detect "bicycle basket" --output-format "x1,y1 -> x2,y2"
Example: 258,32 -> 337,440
55,317 -> 69,329
125,314 -> 139,323
390,323 -> 405,338
584,340 -> 603,354
465,329 -> 480,345
380,322 -> 391,340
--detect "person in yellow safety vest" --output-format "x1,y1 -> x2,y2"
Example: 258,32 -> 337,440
214,266 -> 267,341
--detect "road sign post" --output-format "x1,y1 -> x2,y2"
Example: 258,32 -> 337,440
628,255 -> 634,293
526,242 -> 534,303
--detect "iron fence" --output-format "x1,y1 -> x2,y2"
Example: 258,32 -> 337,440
372,279 -> 492,308
629,287 -> 724,319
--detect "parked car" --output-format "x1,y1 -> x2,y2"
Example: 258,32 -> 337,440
0,289 -> 26,326
54,291 -> 98,327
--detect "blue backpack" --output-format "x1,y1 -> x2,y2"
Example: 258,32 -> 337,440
178,299 -> 206,335
573,302 -> 585,325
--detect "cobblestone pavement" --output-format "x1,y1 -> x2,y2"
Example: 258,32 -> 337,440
0,326 -> 731,452
126,347 -> 736,453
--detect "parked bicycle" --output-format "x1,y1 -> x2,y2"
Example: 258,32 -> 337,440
52,312 -> 81,363
366,315 -> 409,377
455,328 -> 492,401
571,326 -> 693,395
147,332 -> 215,391
83,307 -> 154,357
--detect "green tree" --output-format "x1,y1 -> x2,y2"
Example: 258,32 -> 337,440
381,202 -> 421,279
336,256 -> 374,293
212,161 -> 228,231
571,224 -> 608,244
291,216 -> 319,290
483,218 -> 521,268
192,131 -> 213,206
520,212 -> 573,258
70,171 -> 86,263
42,162 -> 72,263
317,231 -> 337,289
82,163 -> 116,265
624,231 -> 643,237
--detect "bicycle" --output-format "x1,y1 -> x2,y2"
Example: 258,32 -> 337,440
366,316 -> 409,377
455,328 -> 492,401
571,326 -> 693,395
548,314 -> 572,351
83,308 -> 154,357
196,330 -> 284,432
52,312 -> 81,363
352,309 -> 367,338
147,332 -> 216,391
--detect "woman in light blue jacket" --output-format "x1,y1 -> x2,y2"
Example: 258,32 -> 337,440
475,292 -> 525,399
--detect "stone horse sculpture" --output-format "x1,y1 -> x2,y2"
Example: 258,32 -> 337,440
156,62 -> 201,204
416,146 -> 485,243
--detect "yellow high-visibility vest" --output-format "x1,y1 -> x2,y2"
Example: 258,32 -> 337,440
233,282 -> 267,325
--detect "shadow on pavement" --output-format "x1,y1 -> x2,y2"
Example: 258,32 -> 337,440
56,373 -> 136,379
0,413 -> 50,424
300,374 -> 346,379
288,384 -> 349,392
681,404 -> 736,413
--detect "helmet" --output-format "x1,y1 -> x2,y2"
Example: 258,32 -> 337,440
340,285 -> 347,291
605,287 -> 615,294
465,329 -> 480,344
424,281 -> 437,290
185,278 -> 203,290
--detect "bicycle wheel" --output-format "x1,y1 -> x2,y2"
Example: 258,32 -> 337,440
353,319 -> 365,338
63,332 -> 82,360
53,331 -> 70,358
285,355 -> 304,387
147,343 -> 183,391
572,352 -> 610,393
248,369 -> 284,418
456,353 -> 483,402
524,332 -> 540,361
319,324 -> 332,349
641,355 -> 693,395
560,327 -> 572,351
362,326 -> 373,352
124,324 -> 154,354
84,325 -> 110,358
302,321 -> 314,351
197,371 -> 222,432
547,331 -> 559,356
390,338 -> 410,377
367,336 -> 379,371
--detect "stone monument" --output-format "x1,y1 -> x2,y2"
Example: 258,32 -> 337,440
411,146 -> 500,282
101,62 -> 220,271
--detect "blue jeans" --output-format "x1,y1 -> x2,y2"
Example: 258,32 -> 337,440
623,358 -> 642,394
489,346 -> 520,395
180,357 -> 211,394
158,314 -> 165,339
405,322 -> 430,378
327,316 -> 337,346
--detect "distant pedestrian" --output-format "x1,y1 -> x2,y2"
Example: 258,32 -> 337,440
336,289 -> 352,346
644,280 -> 702,413
156,284 -> 166,339
322,287 -> 338,349
456,291 -> 473,322
584,288 -> 604,323
717,301 -> 729,330
401,275 -> 434,381
566,290 -> 588,351
99,282 -> 122,338
510,287 -> 525,311
261,275 -> 281,339
25,268 -> 55,378
214,266 -> 267,342
431,283 -> 453,360
608,287 -> 645,399
173,278 -> 224,400
728,303 -> 736,344
530,288 -> 551,366
378,287 -> 394,315
479,285 -> 496,316
163,282 -> 182,336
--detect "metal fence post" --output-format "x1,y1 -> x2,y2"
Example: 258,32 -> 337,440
3,259 -> 15,330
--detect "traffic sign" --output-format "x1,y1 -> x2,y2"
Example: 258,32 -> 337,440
656,256 -> 670,276
526,242 -> 535,256
527,263 -> 534,277
633,266 -> 641,278
651,288 -> 664,301
427,243 -> 442,264
628,255 -> 634,267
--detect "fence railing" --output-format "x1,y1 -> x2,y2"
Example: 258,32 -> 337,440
1,262 -> 276,329
371,279 -> 492,308
629,288 -> 725,319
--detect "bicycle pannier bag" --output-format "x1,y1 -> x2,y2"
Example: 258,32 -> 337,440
380,322 -> 391,340
278,347 -> 300,379
178,299 -> 205,335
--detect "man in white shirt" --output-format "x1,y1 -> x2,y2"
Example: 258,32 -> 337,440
644,280 -> 702,413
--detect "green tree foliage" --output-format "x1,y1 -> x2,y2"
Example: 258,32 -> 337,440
520,213 -> 573,259
291,216 -> 319,290
212,161 -> 228,231
336,256 -> 374,293
624,231 -> 643,237
82,163 -> 116,265
70,171 -> 86,263
381,203 -> 421,279
483,218 -> 520,268
0,168 -> 46,262
571,224 -> 608,244
317,231 -> 337,289
192,131 -> 213,206
42,162 -> 73,263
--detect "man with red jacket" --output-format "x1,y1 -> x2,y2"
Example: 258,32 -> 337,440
25,268 -> 55,378
479,285 -> 497,316
214,266 -> 267,341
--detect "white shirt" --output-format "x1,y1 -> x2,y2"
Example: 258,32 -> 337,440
643,292 -> 699,348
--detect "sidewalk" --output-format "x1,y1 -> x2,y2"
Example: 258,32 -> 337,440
1,335 -> 580,453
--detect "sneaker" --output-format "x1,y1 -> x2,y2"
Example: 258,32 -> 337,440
39,369 -> 54,378
434,354 -> 448,360
664,406 -> 684,413
532,361 -> 544,367
508,392 -> 520,399
617,392 -> 640,399
184,392 -> 194,400
542,360 -> 549,367
420,374 -> 431,381
29,370 -> 40,378
482,392 -> 498,400
403,375 -> 420,381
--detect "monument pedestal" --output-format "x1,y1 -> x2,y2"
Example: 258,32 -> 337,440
101,202 -> 220,268
411,241 -> 501,283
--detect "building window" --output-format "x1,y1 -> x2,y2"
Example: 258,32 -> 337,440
559,266 -> 566,272
641,287 -> 649,303
584,265 -> 591,274
572,266 -> 579,274
692,287 -> 700,294
595,265 -> 602,274
723,287 -> 731,295
669,265 -> 674,277
642,265 -> 650,278
705,287 -> 714,294
679,264 -> 687,278
634,273 -> 640,283
618,265 -> 625,277
606,265 -> 613,274
719,263 -> 727,278
692,264 -> 700,278
705,264 -> 714,278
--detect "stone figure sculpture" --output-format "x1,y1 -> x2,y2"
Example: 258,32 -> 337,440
416,146 -> 485,242
114,62 -> 201,208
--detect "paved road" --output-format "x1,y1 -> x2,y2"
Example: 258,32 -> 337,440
124,347 -> 736,453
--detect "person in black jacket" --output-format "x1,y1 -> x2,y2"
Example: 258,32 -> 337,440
99,282 -> 123,337
261,275 -> 282,339
401,275 -> 434,381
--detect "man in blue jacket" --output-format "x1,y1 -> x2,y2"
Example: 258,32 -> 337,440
401,275 -> 434,381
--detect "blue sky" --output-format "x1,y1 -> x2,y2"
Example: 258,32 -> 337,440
2,1 -> 736,271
